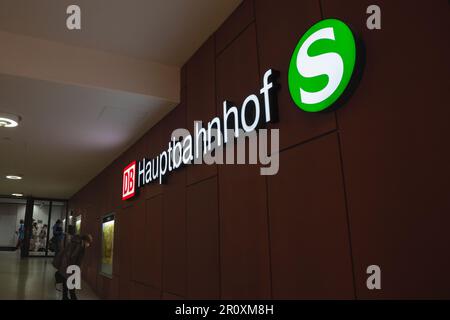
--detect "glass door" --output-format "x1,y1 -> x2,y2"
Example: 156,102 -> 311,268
29,200 -> 51,256
47,201 -> 67,257
27,199 -> 67,257
0,197 -> 68,257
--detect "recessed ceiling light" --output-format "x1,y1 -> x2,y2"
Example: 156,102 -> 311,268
0,113 -> 20,128
6,175 -> 23,180
11,193 -> 23,197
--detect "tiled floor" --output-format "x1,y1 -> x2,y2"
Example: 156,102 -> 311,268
0,250 -> 98,300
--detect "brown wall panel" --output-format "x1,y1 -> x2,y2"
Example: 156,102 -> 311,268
86,264 -> 97,293
131,282 -> 161,300
117,205 -> 133,283
145,195 -> 163,290
103,165 -> 115,213
186,36 -> 218,185
187,37 -> 216,125
216,23 -> 260,112
155,100 -> 188,297
186,177 -> 220,299
321,0 -> 450,298
215,0 -> 254,54
96,274 -> 104,298
163,96 -> 187,139
92,172 -> 106,214
218,161 -> 271,299
109,276 -> 119,300
131,199 -> 149,284
268,133 -> 354,299
180,64 -> 187,89
161,102 -> 188,296
162,291 -> 184,300
97,275 -> 112,300
118,278 -> 132,299
162,178 -> 187,297
215,18 -> 271,299
82,207 -> 100,291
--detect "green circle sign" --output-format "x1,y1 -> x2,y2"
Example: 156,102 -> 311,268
288,19 -> 356,112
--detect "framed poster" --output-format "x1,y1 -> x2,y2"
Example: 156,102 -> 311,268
100,213 -> 115,277
75,216 -> 81,235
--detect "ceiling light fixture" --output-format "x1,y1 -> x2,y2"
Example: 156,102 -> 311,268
11,193 -> 23,197
6,175 -> 23,180
0,113 -> 20,128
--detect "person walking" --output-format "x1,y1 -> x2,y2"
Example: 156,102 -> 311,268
52,220 -> 64,255
15,219 -> 25,251
53,233 -> 93,300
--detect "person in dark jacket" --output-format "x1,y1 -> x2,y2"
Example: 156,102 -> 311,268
52,220 -> 64,255
15,219 -> 25,250
53,234 -> 92,300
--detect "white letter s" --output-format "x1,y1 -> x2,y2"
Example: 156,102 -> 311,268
297,27 -> 343,104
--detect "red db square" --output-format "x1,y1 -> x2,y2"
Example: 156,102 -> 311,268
122,161 -> 136,200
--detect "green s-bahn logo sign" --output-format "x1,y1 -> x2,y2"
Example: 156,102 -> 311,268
288,19 -> 356,112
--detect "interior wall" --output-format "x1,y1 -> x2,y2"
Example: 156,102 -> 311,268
0,204 -> 20,247
69,0 -> 450,299
0,202 -> 28,247
16,205 -> 25,228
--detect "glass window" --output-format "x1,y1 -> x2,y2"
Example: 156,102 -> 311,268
48,201 -> 67,257
29,200 -> 51,256
0,198 -> 27,250
100,214 -> 115,278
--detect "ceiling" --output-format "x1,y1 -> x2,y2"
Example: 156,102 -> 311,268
0,73 -> 170,199
0,0 -> 242,66
0,0 -> 242,199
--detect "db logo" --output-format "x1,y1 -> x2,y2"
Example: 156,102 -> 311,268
122,161 -> 136,200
